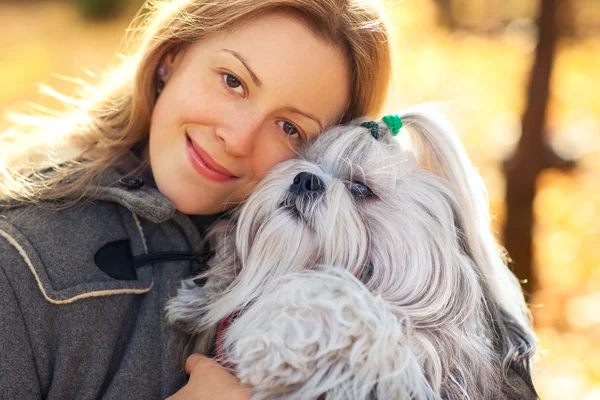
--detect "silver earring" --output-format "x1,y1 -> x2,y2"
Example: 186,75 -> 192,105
157,66 -> 167,77
156,66 -> 167,96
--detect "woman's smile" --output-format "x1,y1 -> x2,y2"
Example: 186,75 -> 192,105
186,133 -> 238,183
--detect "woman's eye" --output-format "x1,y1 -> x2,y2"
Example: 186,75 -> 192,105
277,121 -> 301,138
222,73 -> 245,96
349,182 -> 374,199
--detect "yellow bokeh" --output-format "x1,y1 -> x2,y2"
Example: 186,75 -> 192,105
1,0 -> 598,398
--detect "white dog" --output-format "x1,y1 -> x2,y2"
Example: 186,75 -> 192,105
166,104 -> 538,399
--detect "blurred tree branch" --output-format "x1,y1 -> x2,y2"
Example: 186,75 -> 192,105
434,0 -> 456,30
502,0 -> 577,302
433,0 -> 590,38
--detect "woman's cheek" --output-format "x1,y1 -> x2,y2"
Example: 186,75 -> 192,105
257,142 -> 296,176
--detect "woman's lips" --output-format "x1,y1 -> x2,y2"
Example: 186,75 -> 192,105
186,134 -> 237,182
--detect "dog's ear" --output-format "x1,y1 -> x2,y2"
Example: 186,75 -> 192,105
392,104 -> 495,268
395,104 -> 518,285
394,105 -> 485,245
395,104 -> 538,392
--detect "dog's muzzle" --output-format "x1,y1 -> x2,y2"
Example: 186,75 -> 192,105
277,172 -> 326,221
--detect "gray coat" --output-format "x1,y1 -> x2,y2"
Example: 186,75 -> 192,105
0,153 -> 211,399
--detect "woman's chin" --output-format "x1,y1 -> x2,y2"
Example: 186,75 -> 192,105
176,195 -> 229,216
155,180 -> 217,215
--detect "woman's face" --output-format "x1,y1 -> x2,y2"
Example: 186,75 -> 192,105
149,12 -> 351,215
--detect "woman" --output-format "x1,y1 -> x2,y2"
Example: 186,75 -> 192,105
0,0 -> 391,398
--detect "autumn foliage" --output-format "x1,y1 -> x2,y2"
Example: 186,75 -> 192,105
0,1 -> 598,398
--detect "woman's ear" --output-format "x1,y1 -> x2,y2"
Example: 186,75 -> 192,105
159,46 -> 187,83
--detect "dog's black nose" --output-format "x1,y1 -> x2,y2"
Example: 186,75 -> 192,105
290,172 -> 325,195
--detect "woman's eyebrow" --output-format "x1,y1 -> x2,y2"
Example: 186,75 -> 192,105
218,49 -> 323,132
284,107 -> 324,133
218,49 -> 262,87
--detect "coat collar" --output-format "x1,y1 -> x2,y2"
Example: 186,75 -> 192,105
91,151 -> 225,241
92,151 -> 176,224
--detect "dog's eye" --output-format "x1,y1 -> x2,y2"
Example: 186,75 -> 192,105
349,182 -> 374,199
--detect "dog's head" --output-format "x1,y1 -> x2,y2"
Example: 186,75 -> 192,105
219,111 -> 478,323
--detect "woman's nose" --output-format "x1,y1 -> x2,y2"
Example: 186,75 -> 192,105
215,115 -> 264,157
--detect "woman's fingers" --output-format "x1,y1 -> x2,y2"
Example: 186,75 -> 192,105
168,354 -> 251,400
184,353 -> 205,374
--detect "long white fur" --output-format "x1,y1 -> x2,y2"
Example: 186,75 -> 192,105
166,103 -> 537,399
226,268 -> 434,400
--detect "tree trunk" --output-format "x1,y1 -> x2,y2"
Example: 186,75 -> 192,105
502,0 -> 575,300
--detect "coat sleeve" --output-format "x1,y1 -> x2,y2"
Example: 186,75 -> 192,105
0,256 -> 42,398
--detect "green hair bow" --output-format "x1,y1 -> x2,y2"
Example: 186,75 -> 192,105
360,114 -> 402,140
382,114 -> 402,136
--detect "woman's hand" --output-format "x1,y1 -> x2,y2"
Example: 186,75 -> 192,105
167,354 -> 252,400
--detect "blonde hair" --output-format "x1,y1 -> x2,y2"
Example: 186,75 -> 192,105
0,0 -> 392,207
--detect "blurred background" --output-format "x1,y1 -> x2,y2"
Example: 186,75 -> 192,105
0,0 -> 598,398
